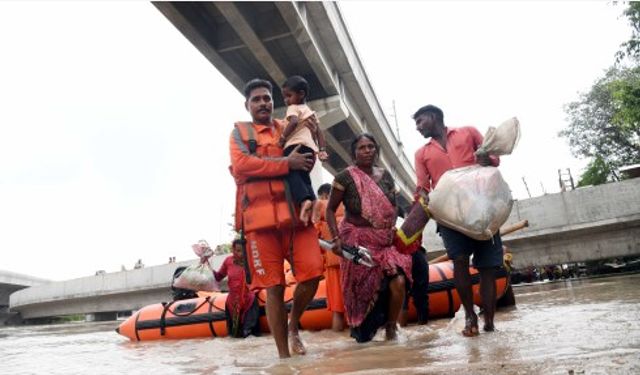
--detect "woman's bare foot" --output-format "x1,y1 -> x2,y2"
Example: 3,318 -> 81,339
385,322 -> 398,340
289,331 -> 307,355
299,200 -> 313,225
462,314 -> 480,337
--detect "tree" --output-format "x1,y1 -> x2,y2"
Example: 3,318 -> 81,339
577,156 -> 613,187
616,2 -> 640,63
561,3 -> 640,186
560,66 -> 640,172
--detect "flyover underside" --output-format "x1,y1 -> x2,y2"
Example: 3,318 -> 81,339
1,285 -> 27,308
153,1 -> 416,209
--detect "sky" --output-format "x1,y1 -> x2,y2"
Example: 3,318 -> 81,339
0,1 -> 631,280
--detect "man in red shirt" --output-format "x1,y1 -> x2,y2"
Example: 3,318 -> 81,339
413,104 -> 502,336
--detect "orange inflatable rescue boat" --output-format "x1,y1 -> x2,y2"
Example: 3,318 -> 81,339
116,261 -> 509,341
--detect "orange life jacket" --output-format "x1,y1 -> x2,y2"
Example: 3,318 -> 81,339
230,121 -> 295,232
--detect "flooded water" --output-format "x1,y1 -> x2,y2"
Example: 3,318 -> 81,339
2,274 -> 639,375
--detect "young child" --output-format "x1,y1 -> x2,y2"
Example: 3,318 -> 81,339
279,75 -> 329,224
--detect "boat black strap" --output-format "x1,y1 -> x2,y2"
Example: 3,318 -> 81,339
159,301 -> 176,336
206,297 -> 217,337
134,311 -> 141,341
169,297 -> 212,317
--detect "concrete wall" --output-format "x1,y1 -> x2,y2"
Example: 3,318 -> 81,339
10,255 -> 227,320
424,178 -> 640,267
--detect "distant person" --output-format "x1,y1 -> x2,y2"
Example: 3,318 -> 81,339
326,133 -> 412,342
278,75 -> 329,225
214,236 -> 261,338
134,259 -> 144,269
413,104 -> 501,336
313,183 -> 346,331
229,78 -> 324,358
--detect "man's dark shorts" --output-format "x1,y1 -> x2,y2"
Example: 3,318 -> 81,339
438,225 -> 503,268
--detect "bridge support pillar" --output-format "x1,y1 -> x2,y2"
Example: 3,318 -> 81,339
1,307 -> 23,326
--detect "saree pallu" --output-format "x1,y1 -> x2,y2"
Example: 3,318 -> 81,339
339,166 -> 412,339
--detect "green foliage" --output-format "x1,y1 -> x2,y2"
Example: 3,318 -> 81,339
616,2 -> 640,63
562,2 -> 640,185
59,314 -> 85,322
577,156 -> 612,187
560,66 -> 640,171
610,75 -> 640,132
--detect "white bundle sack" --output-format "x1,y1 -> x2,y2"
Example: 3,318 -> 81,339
173,240 -> 220,292
429,165 -> 513,240
428,117 -> 520,240
475,117 -> 520,157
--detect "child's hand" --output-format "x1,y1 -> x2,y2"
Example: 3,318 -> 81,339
318,150 -> 329,161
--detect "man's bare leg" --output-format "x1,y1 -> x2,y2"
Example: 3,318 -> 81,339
453,257 -> 479,337
479,267 -> 497,332
288,277 -> 320,354
386,275 -> 406,340
266,285 -> 289,358
398,309 -> 408,327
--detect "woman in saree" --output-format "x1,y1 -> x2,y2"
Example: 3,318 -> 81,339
326,133 -> 412,342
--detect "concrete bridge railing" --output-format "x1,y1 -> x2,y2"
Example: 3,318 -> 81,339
424,178 -> 640,268
9,256 -> 225,320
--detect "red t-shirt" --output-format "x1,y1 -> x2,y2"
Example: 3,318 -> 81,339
414,126 -> 499,199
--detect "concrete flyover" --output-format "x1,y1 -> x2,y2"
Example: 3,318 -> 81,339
153,1 -> 417,210
9,256 -> 226,321
423,178 -> 640,268
1,270 -> 48,324
10,179 -> 639,320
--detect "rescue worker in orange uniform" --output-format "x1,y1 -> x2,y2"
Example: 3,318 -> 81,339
312,183 -> 346,331
229,78 -> 324,359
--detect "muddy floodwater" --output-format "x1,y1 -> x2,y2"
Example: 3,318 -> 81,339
2,273 -> 639,374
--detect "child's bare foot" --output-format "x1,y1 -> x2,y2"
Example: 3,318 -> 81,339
318,150 -> 329,161
299,200 -> 313,225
